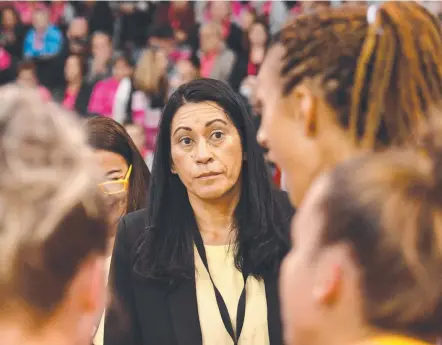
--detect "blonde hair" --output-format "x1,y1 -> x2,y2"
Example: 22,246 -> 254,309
0,86 -> 108,326
134,49 -> 168,95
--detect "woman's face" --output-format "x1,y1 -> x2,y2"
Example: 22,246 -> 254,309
65,56 -> 81,82
113,59 -> 132,81
2,9 -> 16,28
249,23 -> 268,47
240,10 -> 255,31
256,44 -> 322,206
94,150 -> 129,235
170,102 -> 243,201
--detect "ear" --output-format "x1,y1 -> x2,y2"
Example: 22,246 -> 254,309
312,251 -> 343,306
293,84 -> 317,138
171,163 -> 177,174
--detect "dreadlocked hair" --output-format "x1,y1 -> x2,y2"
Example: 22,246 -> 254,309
277,2 -> 442,149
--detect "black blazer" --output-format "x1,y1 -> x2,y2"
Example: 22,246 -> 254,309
104,194 -> 293,345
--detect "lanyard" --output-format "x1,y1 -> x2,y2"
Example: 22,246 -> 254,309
193,230 -> 248,345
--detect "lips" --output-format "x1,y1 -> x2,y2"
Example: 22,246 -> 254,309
197,172 -> 221,179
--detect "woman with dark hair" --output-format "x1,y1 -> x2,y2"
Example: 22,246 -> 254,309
105,79 -> 293,345
61,53 -> 94,116
85,116 -> 151,345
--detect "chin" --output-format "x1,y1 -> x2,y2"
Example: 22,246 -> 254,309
194,186 -> 231,200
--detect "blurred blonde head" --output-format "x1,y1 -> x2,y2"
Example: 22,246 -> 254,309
0,86 -> 108,344
133,48 -> 168,95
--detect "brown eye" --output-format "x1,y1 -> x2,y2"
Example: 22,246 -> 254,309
180,137 -> 193,146
210,130 -> 224,141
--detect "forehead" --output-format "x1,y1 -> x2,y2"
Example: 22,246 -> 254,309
257,44 -> 285,95
94,150 -> 127,169
171,102 -> 231,129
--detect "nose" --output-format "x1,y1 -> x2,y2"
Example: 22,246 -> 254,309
256,122 -> 269,151
195,139 -> 213,164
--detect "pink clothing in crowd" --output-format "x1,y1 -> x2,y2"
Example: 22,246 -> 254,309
0,48 -> 11,70
14,1 -> 47,25
38,86 -> 52,102
87,78 -> 121,117
131,91 -> 162,152
62,88 -> 78,110
200,52 -> 217,78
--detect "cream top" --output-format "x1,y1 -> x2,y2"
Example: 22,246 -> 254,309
195,245 -> 270,345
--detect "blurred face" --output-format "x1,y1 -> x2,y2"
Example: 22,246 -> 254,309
170,102 -> 243,201
240,10 -> 255,31
32,11 -> 48,31
113,59 -> 132,81
92,34 -> 112,60
156,50 -> 169,74
2,8 -> 16,28
210,1 -> 230,22
249,23 -> 268,47
125,124 -> 145,154
200,26 -> 221,54
279,175 -> 327,345
94,150 -> 129,236
176,60 -> 197,86
65,55 -> 82,82
17,69 -> 37,88
256,44 -> 322,206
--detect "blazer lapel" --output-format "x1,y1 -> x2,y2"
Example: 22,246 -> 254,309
168,278 -> 203,345
265,275 -> 284,345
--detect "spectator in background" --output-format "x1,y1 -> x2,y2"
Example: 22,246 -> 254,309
170,54 -> 200,92
23,8 -> 63,59
65,17 -> 89,55
0,5 -> 25,59
199,22 -> 236,83
47,0 -> 76,32
0,46 -> 15,85
16,60 -> 51,102
76,1 -> 113,37
61,54 -> 94,116
88,54 -> 134,118
87,31 -> 113,84
237,17 -> 270,98
115,2 -> 155,58
209,1 -> 244,55
132,48 -> 169,155
13,1 -> 47,27
151,1 -> 197,48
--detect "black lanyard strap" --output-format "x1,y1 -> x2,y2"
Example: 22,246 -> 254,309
193,231 -> 248,345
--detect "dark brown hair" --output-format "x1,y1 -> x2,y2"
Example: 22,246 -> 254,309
86,116 -> 150,214
320,133 -> 442,337
276,2 -> 442,149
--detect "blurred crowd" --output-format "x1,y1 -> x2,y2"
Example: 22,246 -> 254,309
5,0 -> 442,180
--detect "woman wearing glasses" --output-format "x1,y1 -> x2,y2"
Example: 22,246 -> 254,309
85,116 -> 151,345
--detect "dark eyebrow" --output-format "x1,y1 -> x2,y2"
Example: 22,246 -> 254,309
106,169 -> 122,176
205,119 -> 228,127
173,126 -> 192,136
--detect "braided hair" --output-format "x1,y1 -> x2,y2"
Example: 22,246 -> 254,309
276,2 -> 442,149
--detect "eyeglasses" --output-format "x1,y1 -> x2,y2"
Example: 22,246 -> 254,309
98,165 -> 132,195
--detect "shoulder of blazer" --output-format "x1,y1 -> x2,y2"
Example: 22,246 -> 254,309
118,208 -> 149,257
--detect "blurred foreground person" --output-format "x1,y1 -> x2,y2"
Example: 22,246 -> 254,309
281,128 -> 442,345
0,86 -> 109,345
86,116 -> 150,345
105,79 -> 293,345
256,1 -> 442,206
